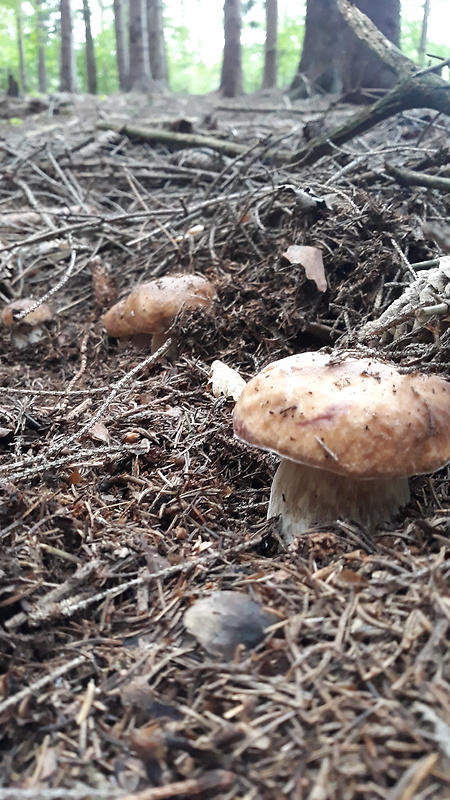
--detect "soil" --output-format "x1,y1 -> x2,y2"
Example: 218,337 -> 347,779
0,88 -> 450,799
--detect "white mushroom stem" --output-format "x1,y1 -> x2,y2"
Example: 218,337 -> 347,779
268,459 -> 410,547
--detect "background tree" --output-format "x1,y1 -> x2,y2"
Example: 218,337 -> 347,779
114,0 -> 129,91
15,3 -> 27,92
128,0 -> 152,90
262,0 -> 277,89
147,0 -> 168,86
291,0 -> 401,99
35,0 -> 48,92
219,0 -> 243,97
82,0 -> 97,93
60,0 -> 76,91
418,0 -> 431,66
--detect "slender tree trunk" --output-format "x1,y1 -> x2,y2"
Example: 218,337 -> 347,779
128,0 -> 152,90
219,0 -> 243,97
35,0 -> 47,92
418,0 -> 431,65
262,0 -> 278,89
82,0 -> 97,93
147,0 -> 168,86
291,0 -> 400,100
114,0 -> 129,90
60,0 -> 76,91
16,5 -> 27,93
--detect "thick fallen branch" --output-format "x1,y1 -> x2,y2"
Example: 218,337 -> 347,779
385,163 -> 450,191
287,0 -> 450,166
96,120 -> 250,158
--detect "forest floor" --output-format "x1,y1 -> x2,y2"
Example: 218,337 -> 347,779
0,88 -> 450,800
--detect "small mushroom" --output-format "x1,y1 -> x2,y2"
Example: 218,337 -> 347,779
102,274 -> 215,354
1,298 -> 53,350
233,351 -> 450,545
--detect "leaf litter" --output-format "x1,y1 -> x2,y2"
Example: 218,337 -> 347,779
0,91 -> 449,799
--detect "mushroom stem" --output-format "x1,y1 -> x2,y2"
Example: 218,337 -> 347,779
268,459 -> 410,546
151,331 -> 178,360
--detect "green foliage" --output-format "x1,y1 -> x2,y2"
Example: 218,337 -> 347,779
0,0 -> 445,98
278,17 -> 304,88
401,17 -> 449,69
164,20 -> 220,94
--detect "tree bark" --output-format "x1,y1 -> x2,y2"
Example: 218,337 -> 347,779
291,0 -> 400,100
113,0 -> 129,91
147,0 -> 168,86
60,0 -> 76,92
262,0 -> 278,90
35,0 -> 47,93
128,0 -> 152,91
219,0 -> 243,98
16,6 -> 27,93
82,0 -> 97,94
418,0 -> 431,66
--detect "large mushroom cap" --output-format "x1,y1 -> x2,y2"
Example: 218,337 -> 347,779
102,274 -> 215,337
233,351 -> 450,479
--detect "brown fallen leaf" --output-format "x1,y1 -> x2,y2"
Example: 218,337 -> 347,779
89,420 -> 110,443
283,244 -> 327,292
184,590 -> 276,659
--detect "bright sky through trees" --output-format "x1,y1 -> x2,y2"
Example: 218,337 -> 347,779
164,0 -> 449,67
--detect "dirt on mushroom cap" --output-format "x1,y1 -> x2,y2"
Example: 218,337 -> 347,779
233,351 -> 450,479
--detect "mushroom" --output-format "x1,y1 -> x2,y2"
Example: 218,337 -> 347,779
233,351 -> 450,545
1,298 -> 53,350
101,274 -> 215,354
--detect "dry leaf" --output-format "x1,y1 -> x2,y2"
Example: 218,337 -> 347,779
184,591 -> 276,659
210,360 -> 246,401
89,420 -> 110,443
401,608 -> 433,649
175,224 -> 205,241
283,244 -> 327,292
68,467 -> 82,485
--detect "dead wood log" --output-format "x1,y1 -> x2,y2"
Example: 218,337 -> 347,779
287,0 -> 450,167
385,163 -> 450,191
96,120 -> 250,158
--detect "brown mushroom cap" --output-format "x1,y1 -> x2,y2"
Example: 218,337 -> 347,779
102,274 -> 215,337
233,351 -> 450,479
1,298 -> 53,327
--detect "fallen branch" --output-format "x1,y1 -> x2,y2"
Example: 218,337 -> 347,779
97,120 -> 251,158
384,162 -> 450,191
287,0 -> 450,166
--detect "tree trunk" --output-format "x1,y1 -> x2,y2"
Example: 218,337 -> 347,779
262,0 -> 278,90
219,0 -> 243,98
82,0 -> 97,93
291,0 -> 400,100
114,0 -> 129,91
16,6 -> 27,93
147,0 -> 168,86
128,0 -> 152,91
60,0 -> 76,91
35,0 -> 47,93
418,0 -> 431,65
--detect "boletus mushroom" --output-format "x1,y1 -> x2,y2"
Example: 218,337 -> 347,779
1,298 -> 53,350
233,351 -> 450,545
102,273 -> 215,354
